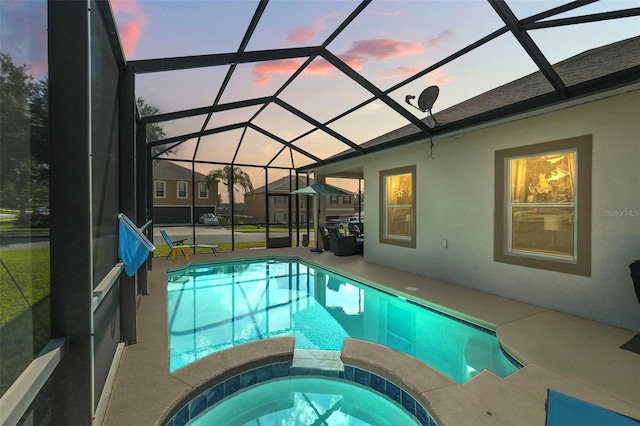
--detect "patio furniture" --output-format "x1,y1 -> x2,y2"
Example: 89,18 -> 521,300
327,227 -> 358,256
318,226 -> 330,251
348,222 -> 364,237
160,230 -> 218,260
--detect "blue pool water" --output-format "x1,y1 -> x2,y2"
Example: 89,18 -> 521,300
167,258 -> 520,382
188,377 -> 421,425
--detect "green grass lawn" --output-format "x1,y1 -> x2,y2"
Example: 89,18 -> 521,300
153,241 -> 267,257
222,225 -> 314,234
0,249 -> 50,327
0,249 -> 51,397
153,239 -> 315,257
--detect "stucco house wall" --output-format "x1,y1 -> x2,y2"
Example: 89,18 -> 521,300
244,176 -> 354,224
152,161 -> 219,224
315,88 -> 640,331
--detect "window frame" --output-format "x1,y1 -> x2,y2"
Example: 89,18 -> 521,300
329,195 -> 338,205
198,182 -> 209,199
177,181 -> 188,199
379,165 -> 416,248
494,135 -> 592,276
155,180 -> 166,198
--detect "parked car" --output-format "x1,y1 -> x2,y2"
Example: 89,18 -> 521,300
199,213 -> 219,226
341,216 -> 364,228
32,206 -> 49,216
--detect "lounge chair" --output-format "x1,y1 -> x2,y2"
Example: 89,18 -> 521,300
327,227 -> 358,256
160,230 -> 218,259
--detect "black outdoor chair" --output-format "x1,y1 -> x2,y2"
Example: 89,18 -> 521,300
327,227 -> 358,256
318,226 -> 331,251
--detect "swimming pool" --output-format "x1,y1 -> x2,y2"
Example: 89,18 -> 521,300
167,258 -> 520,382
189,377 -> 421,425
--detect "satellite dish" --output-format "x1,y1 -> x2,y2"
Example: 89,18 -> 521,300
405,85 -> 440,127
417,86 -> 439,112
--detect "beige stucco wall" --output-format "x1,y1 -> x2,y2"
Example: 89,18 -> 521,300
153,179 -> 218,207
315,88 -> 640,331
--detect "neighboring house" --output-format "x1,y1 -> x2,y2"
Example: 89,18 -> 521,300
313,36 -> 640,332
152,161 -> 218,225
243,176 -> 355,224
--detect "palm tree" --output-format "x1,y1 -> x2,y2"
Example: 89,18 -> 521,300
205,166 -> 254,218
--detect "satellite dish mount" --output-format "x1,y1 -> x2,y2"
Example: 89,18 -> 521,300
405,85 -> 440,127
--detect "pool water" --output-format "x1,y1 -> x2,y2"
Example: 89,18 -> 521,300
167,259 -> 520,382
188,377 -> 421,425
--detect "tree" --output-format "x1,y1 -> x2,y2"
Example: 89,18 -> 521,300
205,166 -> 254,210
0,53 -> 46,223
136,96 -> 171,158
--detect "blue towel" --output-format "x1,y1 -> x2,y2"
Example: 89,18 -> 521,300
118,221 -> 150,276
546,389 -> 640,426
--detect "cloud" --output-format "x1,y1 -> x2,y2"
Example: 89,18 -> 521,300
287,13 -> 338,44
110,0 -> 148,57
424,69 -> 452,85
346,39 -> 423,62
252,28 -> 454,86
305,58 -> 335,76
423,29 -> 454,49
252,59 -> 304,87
252,38 -> 420,85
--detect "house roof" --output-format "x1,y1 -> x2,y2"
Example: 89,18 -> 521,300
318,35 -> 640,163
153,161 -> 208,181
249,175 -> 316,195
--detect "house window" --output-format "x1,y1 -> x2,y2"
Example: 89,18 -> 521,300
198,182 -> 208,198
343,195 -> 351,204
379,165 -> 416,248
275,196 -> 286,205
495,135 -> 592,276
177,181 -> 188,199
155,181 -> 166,198
329,195 -> 338,204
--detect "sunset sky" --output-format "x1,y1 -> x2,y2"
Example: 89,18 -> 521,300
1,0 -> 638,201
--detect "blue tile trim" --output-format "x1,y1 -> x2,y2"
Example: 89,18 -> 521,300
165,362 -> 437,426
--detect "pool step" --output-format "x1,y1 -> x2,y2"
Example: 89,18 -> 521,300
292,349 -> 344,371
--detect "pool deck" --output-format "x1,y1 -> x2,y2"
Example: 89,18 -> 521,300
103,248 -> 640,425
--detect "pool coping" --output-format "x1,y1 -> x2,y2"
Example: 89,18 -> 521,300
165,337 -> 295,423
164,338 -> 442,426
104,248 -> 640,426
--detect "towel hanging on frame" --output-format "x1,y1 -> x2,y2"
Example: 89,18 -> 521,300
118,213 -> 155,276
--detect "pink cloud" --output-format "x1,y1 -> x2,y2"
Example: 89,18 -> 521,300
347,39 -> 423,61
252,38 -> 420,85
287,13 -> 338,44
252,28 -> 454,87
425,69 -> 452,85
252,59 -> 305,87
110,0 -> 148,57
304,58 -> 336,76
